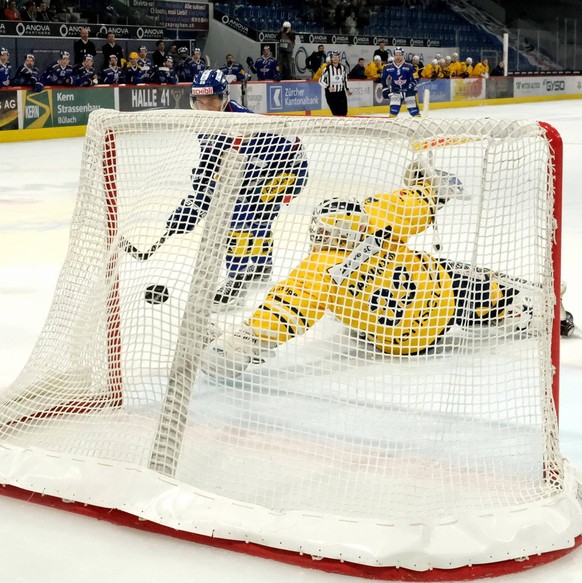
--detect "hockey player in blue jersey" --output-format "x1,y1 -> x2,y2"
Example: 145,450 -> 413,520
249,45 -> 280,81
72,54 -> 97,86
41,50 -> 74,86
379,47 -> 420,117
163,69 -> 308,305
176,48 -> 206,83
124,52 -> 146,85
149,55 -> 178,84
0,47 -> 11,88
220,54 -> 246,82
100,55 -> 124,85
12,54 -> 43,92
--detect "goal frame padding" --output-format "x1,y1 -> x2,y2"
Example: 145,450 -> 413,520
1,483 -> 581,582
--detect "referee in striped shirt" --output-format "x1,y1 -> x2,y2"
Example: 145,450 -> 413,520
318,51 -> 352,116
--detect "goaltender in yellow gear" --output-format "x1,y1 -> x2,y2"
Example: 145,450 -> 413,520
201,159 -> 535,380
248,184 -> 457,356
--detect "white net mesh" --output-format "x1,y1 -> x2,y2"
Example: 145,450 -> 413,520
1,110 -> 581,572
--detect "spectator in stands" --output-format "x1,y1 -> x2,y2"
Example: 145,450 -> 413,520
102,33 -> 124,66
220,53 -> 246,82
166,43 -> 180,65
3,1 -> 21,21
348,57 -> 366,80
12,54 -> 43,91
102,3 -> 119,24
42,50 -> 73,86
471,58 -> 489,78
365,55 -> 383,82
124,52 -> 145,85
344,10 -> 357,34
47,3 -> 58,22
100,54 -> 123,85
490,60 -> 504,76
0,48 -> 12,88
411,55 -> 424,78
149,55 -> 178,84
373,42 -> 388,64
152,40 -> 166,67
20,1 -> 38,21
74,28 -> 97,65
421,58 -> 443,80
36,0 -> 50,22
276,21 -> 296,80
249,46 -> 280,82
306,45 -> 326,78
72,54 -> 97,86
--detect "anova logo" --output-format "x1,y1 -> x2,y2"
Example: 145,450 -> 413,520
17,22 -> 51,36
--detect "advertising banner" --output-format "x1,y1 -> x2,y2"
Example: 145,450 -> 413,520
0,21 -> 165,39
129,1 -> 209,31
513,76 -> 582,98
0,90 -> 18,131
451,78 -> 485,101
22,87 -> 115,129
416,79 -> 451,103
486,77 -> 513,99
242,83 -> 267,113
118,84 -> 191,111
348,80 -> 374,108
266,82 -> 321,113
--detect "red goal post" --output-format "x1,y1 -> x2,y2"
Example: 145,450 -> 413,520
0,110 -> 580,580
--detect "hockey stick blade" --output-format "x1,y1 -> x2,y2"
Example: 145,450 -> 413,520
119,234 -> 169,261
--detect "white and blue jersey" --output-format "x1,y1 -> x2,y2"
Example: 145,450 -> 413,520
42,62 -> 74,86
148,65 -> 178,84
123,65 -> 145,85
255,56 -> 280,81
0,61 -> 11,87
166,107 -> 308,276
176,58 -> 206,83
380,60 -> 420,117
72,63 -> 96,87
100,66 -> 123,85
12,65 -> 43,90
380,61 -> 417,95
220,62 -> 246,82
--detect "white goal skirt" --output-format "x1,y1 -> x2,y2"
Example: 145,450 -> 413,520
1,110 -> 581,575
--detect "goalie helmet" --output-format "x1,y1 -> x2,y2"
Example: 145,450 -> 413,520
310,198 -> 368,251
190,69 -> 229,111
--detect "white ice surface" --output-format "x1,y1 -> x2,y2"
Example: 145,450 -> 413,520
1,100 -> 581,582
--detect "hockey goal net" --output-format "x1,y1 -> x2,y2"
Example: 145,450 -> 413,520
1,110 -> 580,579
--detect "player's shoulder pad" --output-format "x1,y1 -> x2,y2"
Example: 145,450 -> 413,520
228,100 -> 253,113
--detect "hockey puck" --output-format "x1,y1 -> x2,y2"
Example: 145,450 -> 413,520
145,284 -> 170,305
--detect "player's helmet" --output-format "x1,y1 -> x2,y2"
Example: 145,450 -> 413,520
310,198 -> 368,251
190,69 -> 229,111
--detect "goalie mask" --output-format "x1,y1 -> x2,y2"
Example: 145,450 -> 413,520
310,198 -> 368,252
190,69 -> 229,111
